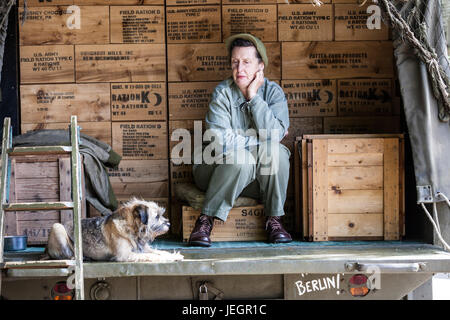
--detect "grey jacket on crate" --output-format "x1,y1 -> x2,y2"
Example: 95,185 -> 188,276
13,129 -> 122,216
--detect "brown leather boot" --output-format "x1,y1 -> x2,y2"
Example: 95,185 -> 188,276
266,216 -> 292,243
188,214 -> 215,247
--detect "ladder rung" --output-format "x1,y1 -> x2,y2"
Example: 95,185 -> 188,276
3,259 -> 76,269
3,201 -> 74,211
7,146 -> 72,156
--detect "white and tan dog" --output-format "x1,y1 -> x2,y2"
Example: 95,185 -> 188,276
46,198 -> 183,262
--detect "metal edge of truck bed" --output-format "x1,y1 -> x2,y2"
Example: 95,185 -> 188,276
3,242 -> 450,278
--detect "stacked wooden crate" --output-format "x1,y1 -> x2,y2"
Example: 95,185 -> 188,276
17,0 -> 402,237
297,134 -> 405,241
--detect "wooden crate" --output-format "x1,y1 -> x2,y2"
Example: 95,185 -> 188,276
222,5 -> 278,42
166,5 -> 221,43
282,79 -> 337,117
337,79 -> 392,116
335,3 -> 389,41
111,82 -> 167,121
296,134 -> 405,241
19,6 -> 109,45
20,83 -> 110,124
108,159 -> 169,199
278,4 -> 333,41
182,205 -> 267,242
111,121 -> 167,160
282,41 -> 394,79
5,154 -> 86,245
20,45 -> 75,84
110,6 -> 165,44
168,81 -> 218,120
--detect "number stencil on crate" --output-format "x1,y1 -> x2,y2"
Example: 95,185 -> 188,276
278,4 -> 333,41
282,79 -> 336,117
166,6 -> 221,43
112,121 -> 167,160
222,5 -> 278,42
182,205 -> 267,242
337,79 -> 392,116
111,82 -> 167,121
110,6 -> 165,44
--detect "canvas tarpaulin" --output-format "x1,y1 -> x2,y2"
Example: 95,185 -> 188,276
385,0 -> 450,248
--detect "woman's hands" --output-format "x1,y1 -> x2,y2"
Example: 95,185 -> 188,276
246,69 -> 264,101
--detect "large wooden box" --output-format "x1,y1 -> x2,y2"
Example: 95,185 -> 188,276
182,205 -> 267,242
295,134 -> 404,241
4,154 -> 86,245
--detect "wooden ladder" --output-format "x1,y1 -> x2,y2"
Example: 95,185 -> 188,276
0,116 -> 85,300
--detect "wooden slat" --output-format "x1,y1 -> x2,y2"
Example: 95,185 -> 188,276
384,138 -> 400,240
112,182 -> 169,198
14,161 -> 59,179
14,178 -> 60,202
19,6 -> 109,45
16,219 -> 58,245
8,146 -> 72,156
328,166 -> 383,190
328,213 -> 384,237
59,157 -> 73,227
312,139 -> 328,241
5,158 -> 17,236
20,83 -> 111,124
307,140 -> 313,239
327,138 -> 384,154
282,41 -> 394,79
323,116 -> 401,134
300,139 -> 308,238
327,153 -> 383,167
75,44 -> 166,82
4,202 -> 74,212
328,189 -> 383,214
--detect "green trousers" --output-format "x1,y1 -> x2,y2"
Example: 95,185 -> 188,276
193,142 -> 291,221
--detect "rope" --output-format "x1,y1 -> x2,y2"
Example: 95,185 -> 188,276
377,0 -> 450,122
420,203 -> 450,251
0,0 -> 15,31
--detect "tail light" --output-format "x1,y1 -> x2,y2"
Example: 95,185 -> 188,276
51,281 -> 74,300
348,274 -> 370,297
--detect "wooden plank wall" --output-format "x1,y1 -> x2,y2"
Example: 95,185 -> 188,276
17,0 -> 402,235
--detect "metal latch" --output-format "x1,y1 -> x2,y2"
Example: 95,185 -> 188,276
417,185 -> 434,203
198,282 -> 224,300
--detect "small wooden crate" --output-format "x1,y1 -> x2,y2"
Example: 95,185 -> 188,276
5,154 -> 86,245
182,205 -> 266,242
295,134 -> 405,241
